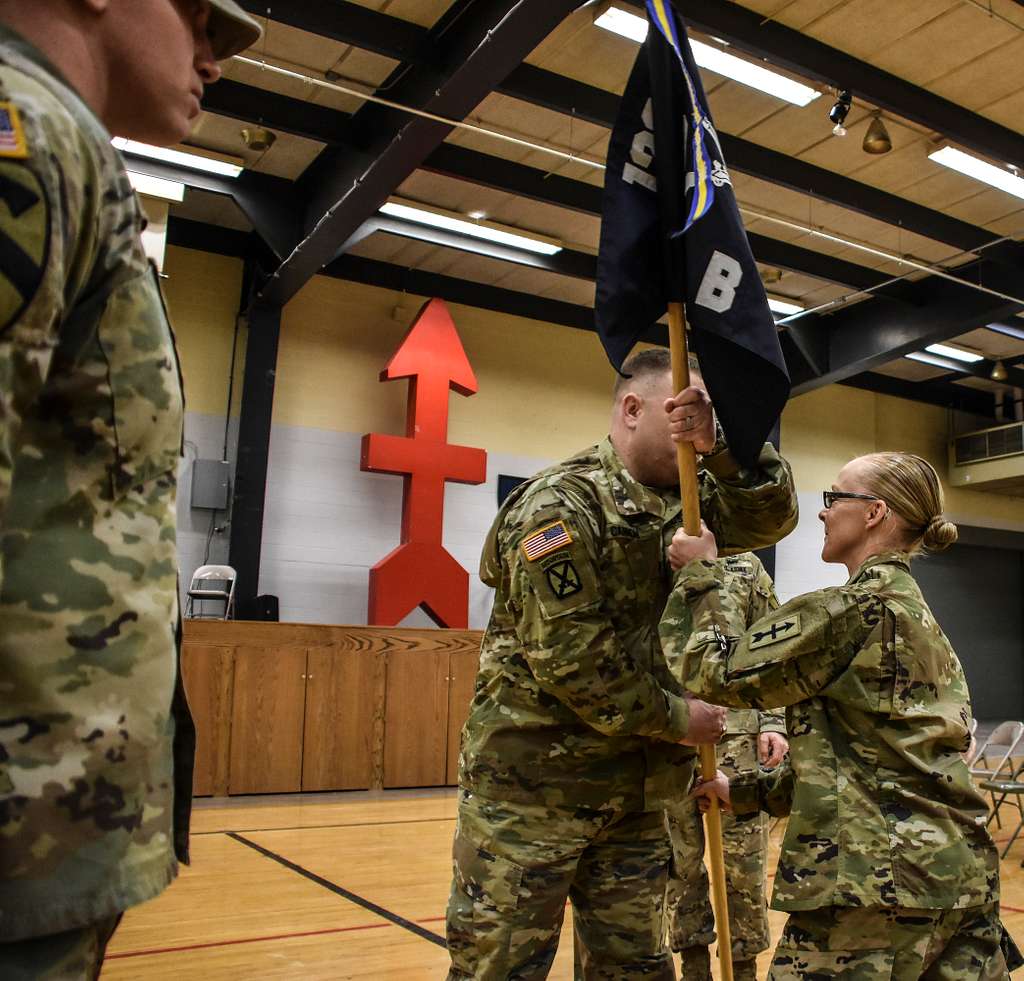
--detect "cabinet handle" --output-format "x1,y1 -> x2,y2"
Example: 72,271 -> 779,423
307,675 -> 313,680
301,674 -> 307,680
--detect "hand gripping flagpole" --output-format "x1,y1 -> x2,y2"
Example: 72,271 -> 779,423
668,302 -> 734,981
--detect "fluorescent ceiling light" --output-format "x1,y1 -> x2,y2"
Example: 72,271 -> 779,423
928,146 -> 1024,201
905,352 -> 964,370
379,202 -> 562,255
112,138 -> 243,178
126,170 -> 185,202
767,296 -> 803,316
925,342 -> 983,363
987,322 -> 1024,341
594,5 -> 821,106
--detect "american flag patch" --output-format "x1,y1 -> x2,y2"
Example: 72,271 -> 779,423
0,102 -> 26,159
521,521 -> 572,561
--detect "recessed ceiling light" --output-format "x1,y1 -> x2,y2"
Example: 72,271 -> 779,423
928,146 -> 1024,201
126,171 -> 185,203
905,352 -> 964,370
467,210 -> 487,221
987,322 -> 1024,342
925,343 -> 984,363
594,5 -> 821,107
767,296 -> 804,316
112,138 -> 243,178
379,201 -> 562,255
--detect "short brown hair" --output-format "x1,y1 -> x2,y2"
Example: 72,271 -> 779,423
613,347 -> 700,399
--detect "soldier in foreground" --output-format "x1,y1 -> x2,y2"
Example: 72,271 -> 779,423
0,1 -> 259,977
663,452 -> 1017,978
665,548 -> 787,981
446,348 -> 798,980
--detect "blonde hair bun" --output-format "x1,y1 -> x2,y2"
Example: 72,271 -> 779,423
922,515 -> 958,552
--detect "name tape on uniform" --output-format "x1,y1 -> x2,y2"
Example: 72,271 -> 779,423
521,520 -> 572,561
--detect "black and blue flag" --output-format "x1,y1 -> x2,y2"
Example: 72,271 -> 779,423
595,0 -> 790,467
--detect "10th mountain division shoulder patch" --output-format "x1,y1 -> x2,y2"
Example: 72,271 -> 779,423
542,554 -> 582,600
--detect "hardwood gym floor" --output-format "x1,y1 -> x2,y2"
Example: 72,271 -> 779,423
103,789 -> 1024,979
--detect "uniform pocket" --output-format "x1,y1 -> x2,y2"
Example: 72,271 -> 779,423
452,831 -> 525,912
769,945 -> 894,979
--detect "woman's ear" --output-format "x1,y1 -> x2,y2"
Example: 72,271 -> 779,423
864,500 -> 889,532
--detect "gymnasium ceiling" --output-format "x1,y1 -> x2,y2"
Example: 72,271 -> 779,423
144,0 -> 1024,418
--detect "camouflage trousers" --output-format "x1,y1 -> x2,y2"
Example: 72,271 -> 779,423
665,734 -> 770,962
770,903 -> 1011,979
445,789 -> 675,980
0,915 -> 121,980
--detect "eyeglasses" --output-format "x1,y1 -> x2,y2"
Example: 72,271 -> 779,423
822,490 -> 882,509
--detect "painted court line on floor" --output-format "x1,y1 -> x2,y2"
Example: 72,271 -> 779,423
192,815 -> 456,837
227,831 -> 448,948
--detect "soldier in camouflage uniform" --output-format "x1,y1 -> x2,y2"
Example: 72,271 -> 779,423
665,552 -> 788,981
446,348 -> 798,980
0,2 -> 259,977
661,452 -> 1018,978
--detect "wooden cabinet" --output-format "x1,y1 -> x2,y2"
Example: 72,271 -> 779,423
229,647 -> 307,794
181,622 -> 481,796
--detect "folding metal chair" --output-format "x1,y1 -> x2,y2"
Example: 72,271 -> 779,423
971,721 -> 1024,828
185,564 -> 236,620
963,717 -> 980,765
980,762 -> 1024,859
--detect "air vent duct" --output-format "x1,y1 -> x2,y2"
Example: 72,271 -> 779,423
949,422 -> 1024,495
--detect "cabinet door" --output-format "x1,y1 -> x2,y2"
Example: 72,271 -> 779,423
181,644 -> 234,796
446,649 -> 479,785
229,647 -> 306,794
383,649 -> 448,788
302,647 -> 379,792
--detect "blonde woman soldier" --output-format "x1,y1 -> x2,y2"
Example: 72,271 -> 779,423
659,452 -> 1019,978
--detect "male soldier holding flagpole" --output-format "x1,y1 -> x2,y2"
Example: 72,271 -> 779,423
0,2 -> 259,977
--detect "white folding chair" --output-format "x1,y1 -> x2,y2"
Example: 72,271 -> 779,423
962,717 -> 980,765
970,720 -> 1024,827
185,564 -> 236,620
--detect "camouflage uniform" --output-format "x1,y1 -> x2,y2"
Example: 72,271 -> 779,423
446,436 -> 797,980
0,23 -> 193,963
665,554 -> 782,980
660,550 -> 1010,978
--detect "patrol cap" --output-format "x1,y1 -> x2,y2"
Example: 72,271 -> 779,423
207,0 -> 263,61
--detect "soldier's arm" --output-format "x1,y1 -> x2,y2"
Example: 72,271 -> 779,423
731,756 -> 794,818
505,487 -> 693,743
700,440 -> 798,555
660,561 -> 875,710
0,103 -> 80,584
747,560 -> 786,734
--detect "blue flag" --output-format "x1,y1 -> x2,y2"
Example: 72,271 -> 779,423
595,0 -> 790,467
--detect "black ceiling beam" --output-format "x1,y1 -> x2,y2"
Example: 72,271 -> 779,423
790,258 -> 1024,393
201,78 -> 351,145
623,0 -> 1024,169
119,155 -> 301,260
256,0 -> 581,308
235,0 -> 426,63
842,371 -> 996,419
204,66 -> 1020,267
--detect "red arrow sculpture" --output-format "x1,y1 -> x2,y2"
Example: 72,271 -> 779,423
361,298 -> 487,628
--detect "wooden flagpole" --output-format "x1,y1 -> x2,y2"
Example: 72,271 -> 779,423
668,300 -> 734,981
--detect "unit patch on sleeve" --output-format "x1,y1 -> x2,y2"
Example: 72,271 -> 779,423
748,613 -> 802,650
0,159 -> 48,334
543,556 -> 582,600
521,520 -> 572,561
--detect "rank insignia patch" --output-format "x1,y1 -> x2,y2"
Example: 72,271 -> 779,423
749,613 -> 801,650
545,558 -> 582,600
0,102 -> 27,159
521,520 -> 572,561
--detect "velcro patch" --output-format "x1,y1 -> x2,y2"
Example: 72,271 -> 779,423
749,613 -> 801,650
521,520 -> 572,561
544,556 -> 582,600
0,102 -> 27,159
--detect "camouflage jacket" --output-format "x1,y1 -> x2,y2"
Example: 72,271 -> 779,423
661,551 -> 999,911
459,436 -> 797,811
0,28 -> 193,940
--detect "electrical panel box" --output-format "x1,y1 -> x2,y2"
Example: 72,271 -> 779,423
191,459 -> 231,511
